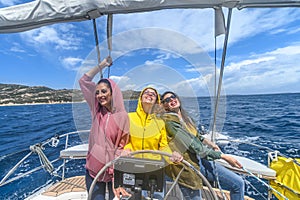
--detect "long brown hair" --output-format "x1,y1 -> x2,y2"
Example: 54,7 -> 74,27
161,91 -> 196,130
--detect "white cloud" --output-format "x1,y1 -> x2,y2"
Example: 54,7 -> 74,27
110,75 -> 126,83
229,8 -> 300,46
111,8 -> 300,52
107,27 -> 205,57
10,46 -> 25,53
20,24 -> 82,50
61,57 -> 83,70
268,45 -> 300,55
226,57 -> 276,72
223,44 -> 300,94
144,52 -> 176,65
113,9 -> 214,51
10,42 -> 26,53
111,75 -> 138,91
287,27 -> 300,35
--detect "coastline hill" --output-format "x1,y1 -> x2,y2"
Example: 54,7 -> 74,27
0,83 -> 140,105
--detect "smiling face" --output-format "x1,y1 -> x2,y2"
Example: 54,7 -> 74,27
140,88 -> 158,114
95,82 -> 112,110
141,88 -> 157,105
162,92 -> 180,112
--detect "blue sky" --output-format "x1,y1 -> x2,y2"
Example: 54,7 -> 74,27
0,0 -> 300,97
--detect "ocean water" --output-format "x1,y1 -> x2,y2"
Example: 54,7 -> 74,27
0,93 -> 299,199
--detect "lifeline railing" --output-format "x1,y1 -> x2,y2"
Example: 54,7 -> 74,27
0,130 -> 89,187
216,137 -> 298,200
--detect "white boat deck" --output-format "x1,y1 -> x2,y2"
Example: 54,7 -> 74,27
28,176 -> 87,200
35,176 -> 254,200
42,176 -> 86,197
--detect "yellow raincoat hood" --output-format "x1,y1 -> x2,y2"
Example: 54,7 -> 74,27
125,87 -> 171,160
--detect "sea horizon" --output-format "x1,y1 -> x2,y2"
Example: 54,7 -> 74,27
0,91 -> 299,107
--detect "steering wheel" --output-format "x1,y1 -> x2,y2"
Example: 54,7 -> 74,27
87,150 -> 219,200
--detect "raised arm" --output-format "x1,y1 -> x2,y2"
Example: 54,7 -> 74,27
79,56 -> 112,108
85,56 -> 112,78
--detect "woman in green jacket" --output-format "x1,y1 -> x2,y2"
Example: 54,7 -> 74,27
161,91 -> 245,200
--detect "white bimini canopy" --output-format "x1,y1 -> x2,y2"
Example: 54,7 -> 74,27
0,0 -> 300,33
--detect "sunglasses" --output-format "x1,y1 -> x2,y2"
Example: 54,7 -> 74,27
162,94 -> 176,104
143,90 -> 157,97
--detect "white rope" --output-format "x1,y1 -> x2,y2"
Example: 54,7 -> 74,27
30,144 -> 54,174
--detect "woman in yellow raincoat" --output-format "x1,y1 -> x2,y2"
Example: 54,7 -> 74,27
123,87 -> 182,199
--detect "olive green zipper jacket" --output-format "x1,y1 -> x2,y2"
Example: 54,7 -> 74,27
162,113 -> 222,190
162,113 -> 222,160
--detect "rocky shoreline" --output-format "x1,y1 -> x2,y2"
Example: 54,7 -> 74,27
0,83 -> 83,105
0,83 -> 140,106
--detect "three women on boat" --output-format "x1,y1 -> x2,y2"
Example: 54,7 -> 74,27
80,58 -> 245,200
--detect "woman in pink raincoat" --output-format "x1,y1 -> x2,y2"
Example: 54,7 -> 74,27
79,57 -> 129,200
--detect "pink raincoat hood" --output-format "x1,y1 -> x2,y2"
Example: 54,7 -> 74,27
79,74 -> 129,182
